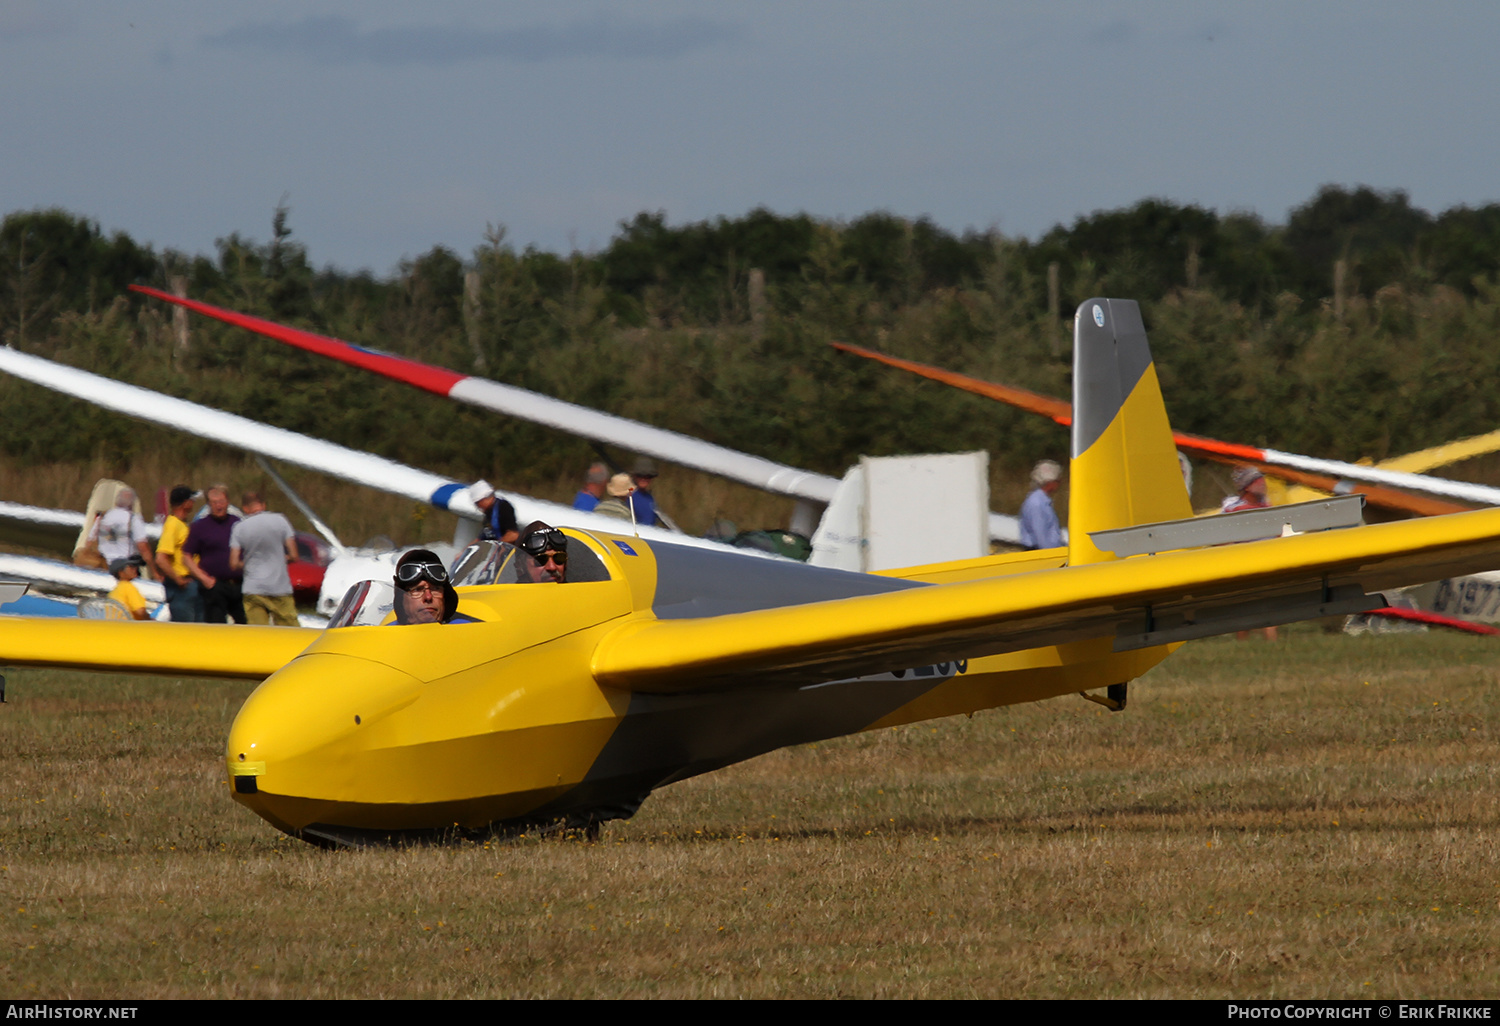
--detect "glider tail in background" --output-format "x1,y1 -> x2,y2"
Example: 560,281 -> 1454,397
1067,299 -> 1194,566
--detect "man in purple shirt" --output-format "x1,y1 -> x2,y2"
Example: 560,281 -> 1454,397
184,484 -> 245,624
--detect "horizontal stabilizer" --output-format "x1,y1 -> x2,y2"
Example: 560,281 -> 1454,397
1089,494 -> 1366,557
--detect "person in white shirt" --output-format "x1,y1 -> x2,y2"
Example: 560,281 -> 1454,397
88,487 -> 155,579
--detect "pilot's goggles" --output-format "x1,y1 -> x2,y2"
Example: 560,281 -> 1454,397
395,561 -> 450,589
520,529 -> 568,565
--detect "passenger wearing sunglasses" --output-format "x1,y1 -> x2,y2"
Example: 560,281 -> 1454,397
516,522 -> 568,584
392,548 -> 476,624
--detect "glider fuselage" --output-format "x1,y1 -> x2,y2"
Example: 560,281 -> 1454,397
226,531 -> 1170,843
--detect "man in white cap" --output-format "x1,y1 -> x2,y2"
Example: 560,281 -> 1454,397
469,480 -> 518,543
1019,460 -> 1064,550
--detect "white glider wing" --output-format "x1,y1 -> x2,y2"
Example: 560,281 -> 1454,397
0,347 -> 753,556
129,287 -> 1022,545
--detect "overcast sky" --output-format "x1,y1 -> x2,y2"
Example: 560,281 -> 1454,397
3,0 -> 1497,275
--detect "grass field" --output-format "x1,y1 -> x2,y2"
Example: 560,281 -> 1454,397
2,626 -> 1499,999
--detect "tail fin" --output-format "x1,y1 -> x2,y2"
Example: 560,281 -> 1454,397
1068,299 -> 1191,565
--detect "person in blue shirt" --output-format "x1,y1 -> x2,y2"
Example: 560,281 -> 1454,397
572,463 -> 609,512
628,457 -> 663,527
1019,460 -> 1064,550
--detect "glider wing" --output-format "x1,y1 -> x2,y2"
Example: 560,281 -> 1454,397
0,347 -> 747,555
129,286 -> 1026,544
592,504 -> 1500,693
130,285 -> 839,504
0,618 -> 320,679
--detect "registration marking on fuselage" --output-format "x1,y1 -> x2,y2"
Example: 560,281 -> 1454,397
799,659 -> 969,690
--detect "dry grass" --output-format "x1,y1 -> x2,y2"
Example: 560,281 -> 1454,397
2,627 -> 1499,998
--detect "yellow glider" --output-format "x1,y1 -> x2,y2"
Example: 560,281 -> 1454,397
5,297 -> 1500,847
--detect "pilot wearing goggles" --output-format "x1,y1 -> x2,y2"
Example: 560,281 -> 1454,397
516,522 -> 568,584
392,548 -> 475,624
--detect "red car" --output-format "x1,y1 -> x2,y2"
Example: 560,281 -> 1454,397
288,533 -> 333,606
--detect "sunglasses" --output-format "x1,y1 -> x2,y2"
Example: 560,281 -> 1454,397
520,529 -> 569,565
396,561 -> 450,588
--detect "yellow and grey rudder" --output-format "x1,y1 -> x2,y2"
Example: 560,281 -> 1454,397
1068,299 -> 1192,565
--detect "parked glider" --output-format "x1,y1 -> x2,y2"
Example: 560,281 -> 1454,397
0,500 -> 97,553
831,341 -> 1486,517
6,298 -> 1500,847
128,286 -> 1024,546
0,488 -> 167,618
0,552 -> 165,617
0,346 -> 747,614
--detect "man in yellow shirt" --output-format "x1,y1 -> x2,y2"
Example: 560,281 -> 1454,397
107,555 -> 151,621
154,485 -> 208,622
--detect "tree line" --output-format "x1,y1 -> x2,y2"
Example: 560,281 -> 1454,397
4,184 -> 1500,499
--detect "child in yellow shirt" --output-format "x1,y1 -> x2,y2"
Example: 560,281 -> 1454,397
107,555 -> 151,621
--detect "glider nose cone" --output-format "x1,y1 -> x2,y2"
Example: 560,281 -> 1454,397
226,652 -> 424,832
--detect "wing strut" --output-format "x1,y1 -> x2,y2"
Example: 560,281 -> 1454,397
253,456 -> 347,556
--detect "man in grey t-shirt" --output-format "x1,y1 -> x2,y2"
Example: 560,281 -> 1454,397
229,491 -> 299,626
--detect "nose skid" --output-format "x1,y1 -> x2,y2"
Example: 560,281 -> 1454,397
227,652 -> 424,826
